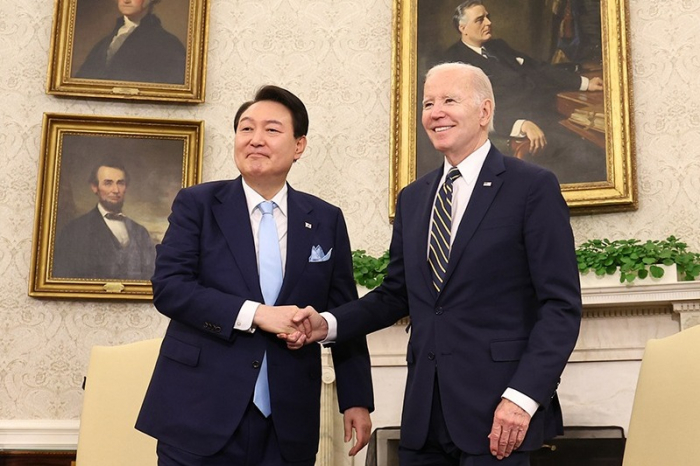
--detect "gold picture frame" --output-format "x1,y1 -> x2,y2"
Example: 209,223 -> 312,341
389,0 -> 635,217
29,113 -> 204,300
47,0 -> 209,103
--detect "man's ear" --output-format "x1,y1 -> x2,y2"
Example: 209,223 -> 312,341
90,184 -> 99,194
480,99 -> 494,126
293,135 -> 307,161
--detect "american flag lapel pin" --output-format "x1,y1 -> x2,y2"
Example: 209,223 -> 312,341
483,181 -> 492,187
305,222 -> 312,229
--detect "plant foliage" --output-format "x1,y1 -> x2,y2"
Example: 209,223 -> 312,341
352,249 -> 390,289
576,236 -> 700,283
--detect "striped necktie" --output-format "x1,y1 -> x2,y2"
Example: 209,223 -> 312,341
428,167 -> 462,293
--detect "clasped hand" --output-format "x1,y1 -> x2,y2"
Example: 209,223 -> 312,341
253,305 -> 327,349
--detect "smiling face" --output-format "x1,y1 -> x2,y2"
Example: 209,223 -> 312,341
421,66 -> 492,165
459,4 -> 492,47
117,0 -> 151,22
91,166 -> 127,213
234,100 -> 306,196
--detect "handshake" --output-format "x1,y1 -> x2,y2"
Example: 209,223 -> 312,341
253,305 -> 329,349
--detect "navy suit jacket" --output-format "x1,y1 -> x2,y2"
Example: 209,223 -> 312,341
330,146 -> 581,454
136,178 -> 374,461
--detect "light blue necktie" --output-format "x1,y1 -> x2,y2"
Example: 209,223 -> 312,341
253,201 -> 283,417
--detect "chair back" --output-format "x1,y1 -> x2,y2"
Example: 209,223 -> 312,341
75,338 -> 162,466
622,326 -> 700,465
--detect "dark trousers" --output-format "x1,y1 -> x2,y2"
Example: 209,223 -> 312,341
399,379 -> 530,466
157,402 -> 315,466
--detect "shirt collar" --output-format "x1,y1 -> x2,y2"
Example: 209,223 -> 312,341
97,203 -> 123,218
123,15 -> 140,28
462,40 -> 484,56
441,140 -> 491,184
241,178 -> 288,218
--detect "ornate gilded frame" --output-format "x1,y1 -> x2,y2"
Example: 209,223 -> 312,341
389,0 -> 635,217
46,0 -> 209,103
29,113 -> 203,300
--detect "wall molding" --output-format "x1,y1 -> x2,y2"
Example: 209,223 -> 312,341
0,420 -> 78,450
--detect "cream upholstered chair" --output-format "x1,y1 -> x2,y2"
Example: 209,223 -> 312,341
75,338 -> 162,466
622,325 -> 700,465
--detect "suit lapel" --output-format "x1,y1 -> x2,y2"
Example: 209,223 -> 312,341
211,178 -> 262,299
416,169 -> 443,297
442,147 -> 506,288
277,186 -> 314,304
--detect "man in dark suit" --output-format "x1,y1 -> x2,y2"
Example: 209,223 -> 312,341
441,0 -> 605,184
136,85 -> 374,465
288,63 -> 581,465
53,158 -> 155,280
76,0 -> 186,84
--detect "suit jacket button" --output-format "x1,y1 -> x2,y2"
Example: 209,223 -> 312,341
435,307 -> 443,315
428,352 -> 435,360
252,360 -> 261,369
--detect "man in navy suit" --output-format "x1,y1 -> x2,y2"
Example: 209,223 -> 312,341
441,0 -> 605,184
136,85 -> 374,465
289,63 -> 581,465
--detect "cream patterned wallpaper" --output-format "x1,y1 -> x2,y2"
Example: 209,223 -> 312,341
0,0 -> 699,422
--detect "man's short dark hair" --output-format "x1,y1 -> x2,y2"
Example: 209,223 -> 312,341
88,158 -> 129,186
453,0 -> 484,33
233,85 -> 309,138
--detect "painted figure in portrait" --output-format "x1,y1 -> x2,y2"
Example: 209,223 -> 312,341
74,0 -> 186,84
416,0 -> 607,185
53,157 -> 156,280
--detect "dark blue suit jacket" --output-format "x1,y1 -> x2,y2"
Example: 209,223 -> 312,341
136,178 -> 374,461
330,147 -> 581,454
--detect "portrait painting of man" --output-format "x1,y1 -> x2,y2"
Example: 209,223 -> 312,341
414,0 -> 606,185
51,135 -> 184,281
70,0 -> 189,85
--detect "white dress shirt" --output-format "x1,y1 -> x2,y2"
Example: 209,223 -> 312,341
97,203 -> 129,246
234,180 -> 289,332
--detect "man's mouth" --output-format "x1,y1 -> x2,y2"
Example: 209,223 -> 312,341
434,126 -> 452,133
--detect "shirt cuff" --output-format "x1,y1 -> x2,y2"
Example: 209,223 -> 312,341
510,119 -> 526,138
502,388 -> 539,418
319,311 -> 337,343
580,76 -> 589,91
234,300 -> 259,333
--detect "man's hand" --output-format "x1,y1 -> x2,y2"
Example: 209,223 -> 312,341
521,121 -> 547,155
587,77 -> 603,91
488,398 -> 531,460
343,407 -> 372,456
253,305 -> 307,335
277,306 -> 329,349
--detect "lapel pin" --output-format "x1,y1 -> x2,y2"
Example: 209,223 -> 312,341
305,222 -> 312,229
483,181 -> 492,187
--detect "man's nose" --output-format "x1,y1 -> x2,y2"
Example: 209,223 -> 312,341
250,129 -> 265,145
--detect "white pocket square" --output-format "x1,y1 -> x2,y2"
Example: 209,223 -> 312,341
309,245 -> 332,262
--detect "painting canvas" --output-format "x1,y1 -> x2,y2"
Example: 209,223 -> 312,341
390,0 -> 635,217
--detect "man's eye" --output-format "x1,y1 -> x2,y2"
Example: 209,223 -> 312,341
423,102 -> 433,109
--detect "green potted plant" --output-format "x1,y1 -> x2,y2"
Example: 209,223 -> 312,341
576,236 -> 700,284
352,249 -> 390,290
